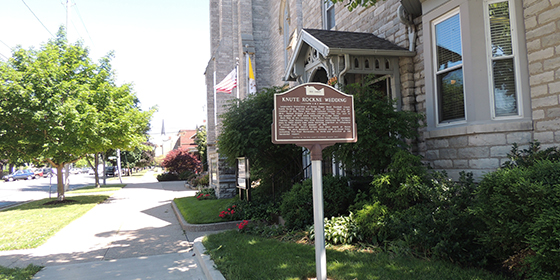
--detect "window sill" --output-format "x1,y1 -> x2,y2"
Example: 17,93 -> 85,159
424,119 -> 533,139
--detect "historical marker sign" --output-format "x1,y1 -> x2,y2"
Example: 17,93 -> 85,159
271,82 -> 357,280
272,83 -> 357,145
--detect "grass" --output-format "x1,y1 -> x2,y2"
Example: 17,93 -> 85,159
0,195 -> 110,251
0,264 -> 43,280
173,196 -> 238,224
67,184 -> 125,194
203,231 -> 509,280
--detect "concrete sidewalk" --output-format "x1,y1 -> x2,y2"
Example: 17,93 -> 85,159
0,172 -> 227,280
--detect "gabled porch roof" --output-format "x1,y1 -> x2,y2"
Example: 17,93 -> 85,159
283,29 -> 415,81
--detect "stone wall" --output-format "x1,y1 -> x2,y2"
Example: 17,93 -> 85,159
523,0 -> 560,148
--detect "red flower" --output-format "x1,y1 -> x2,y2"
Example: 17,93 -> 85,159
231,210 -> 235,214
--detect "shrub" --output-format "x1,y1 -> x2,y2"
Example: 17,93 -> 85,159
195,188 -> 216,200
473,160 -> 560,278
156,172 -> 178,181
369,150 -> 430,210
502,140 -> 560,168
191,174 -> 209,187
327,76 -> 424,174
178,170 -> 195,180
219,204 -> 242,221
280,176 -> 355,230
364,168 -> 487,266
310,213 -> 362,245
352,201 -> 388,245
161,148 -> 202,175
279,180 -> 313,230
234,195 -> 279,223
240,220 -> 286,238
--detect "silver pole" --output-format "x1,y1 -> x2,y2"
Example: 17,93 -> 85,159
312,159 -> 327,280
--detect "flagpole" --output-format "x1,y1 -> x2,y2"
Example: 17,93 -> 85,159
236,57 -> 240,100
213,71 -> 217,128
246,51 -> 249,96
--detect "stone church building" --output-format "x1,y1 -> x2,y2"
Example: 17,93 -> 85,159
205,0 -> 560,198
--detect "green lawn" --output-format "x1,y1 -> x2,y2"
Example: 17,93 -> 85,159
203,231 -> 509,280
67,184 -> 125,194
0,195 -> 110,251
173,196 -> 238,224
0,264 -> 42,280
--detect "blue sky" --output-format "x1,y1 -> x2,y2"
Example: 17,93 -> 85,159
0,0 -> 210,142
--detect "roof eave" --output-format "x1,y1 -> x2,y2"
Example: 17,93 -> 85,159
328,48 -> 416,57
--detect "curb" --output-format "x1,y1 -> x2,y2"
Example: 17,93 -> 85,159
171,201 -> 233,280
193,237 -> 226,280
171,201 -> 242,232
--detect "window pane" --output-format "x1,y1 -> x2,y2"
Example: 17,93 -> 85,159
489,1 -> 512,57
438,68 -> 465,122
435,14 -> 462,71
493,58 -> 518,116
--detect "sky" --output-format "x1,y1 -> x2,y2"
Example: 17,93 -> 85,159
0,0 -> 210,144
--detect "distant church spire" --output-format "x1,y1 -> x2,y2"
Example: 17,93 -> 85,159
161,119 -> 166,135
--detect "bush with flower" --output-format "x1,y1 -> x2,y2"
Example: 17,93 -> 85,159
219,204 -> 242,221
195,188 -> 216,200
237,220 -> 249,231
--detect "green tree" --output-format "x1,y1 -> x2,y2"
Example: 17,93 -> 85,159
194,125 -> 207,171
0,28 -> 153,200
218,87 -> 302,195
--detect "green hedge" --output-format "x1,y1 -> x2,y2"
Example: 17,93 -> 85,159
473,160 -> 560,278
280,176 -> 355,230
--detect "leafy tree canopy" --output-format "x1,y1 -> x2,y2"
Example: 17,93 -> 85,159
326,75 -> 424,175
330,0 -> 381,11
0,27 -> 154,199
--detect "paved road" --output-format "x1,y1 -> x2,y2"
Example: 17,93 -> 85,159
0,173 -> 123,209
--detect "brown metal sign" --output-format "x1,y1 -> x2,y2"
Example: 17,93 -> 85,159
272,83 -> 357,145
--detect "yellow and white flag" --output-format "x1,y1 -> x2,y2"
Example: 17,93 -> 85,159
248,55 -> 257,94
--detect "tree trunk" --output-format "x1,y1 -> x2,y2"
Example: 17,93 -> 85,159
56,165 -> 65,201
94,153 -> 100,187
64,164 -> 70,191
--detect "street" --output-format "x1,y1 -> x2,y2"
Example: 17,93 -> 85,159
0,173 -> 113,209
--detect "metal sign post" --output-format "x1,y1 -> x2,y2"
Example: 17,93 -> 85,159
272,83 -> 357,280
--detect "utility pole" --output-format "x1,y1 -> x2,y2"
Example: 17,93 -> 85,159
64,0 -> 74,40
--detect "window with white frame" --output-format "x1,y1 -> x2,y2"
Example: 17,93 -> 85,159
485,0 -> 520,118
433,9 -> 465,124
323,0 -> 335,30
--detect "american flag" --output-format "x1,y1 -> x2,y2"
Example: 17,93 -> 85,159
215,68 -> 237,94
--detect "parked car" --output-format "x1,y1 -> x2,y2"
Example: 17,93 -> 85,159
42,168 -> 54,178
105,166 -> 116,177
70,168 -> 82,174
3,170 -> 35,181
31,168 -> 43,179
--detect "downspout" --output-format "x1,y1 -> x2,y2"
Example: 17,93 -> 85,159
338,54 -> 350,88
398,4 -> 416,52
